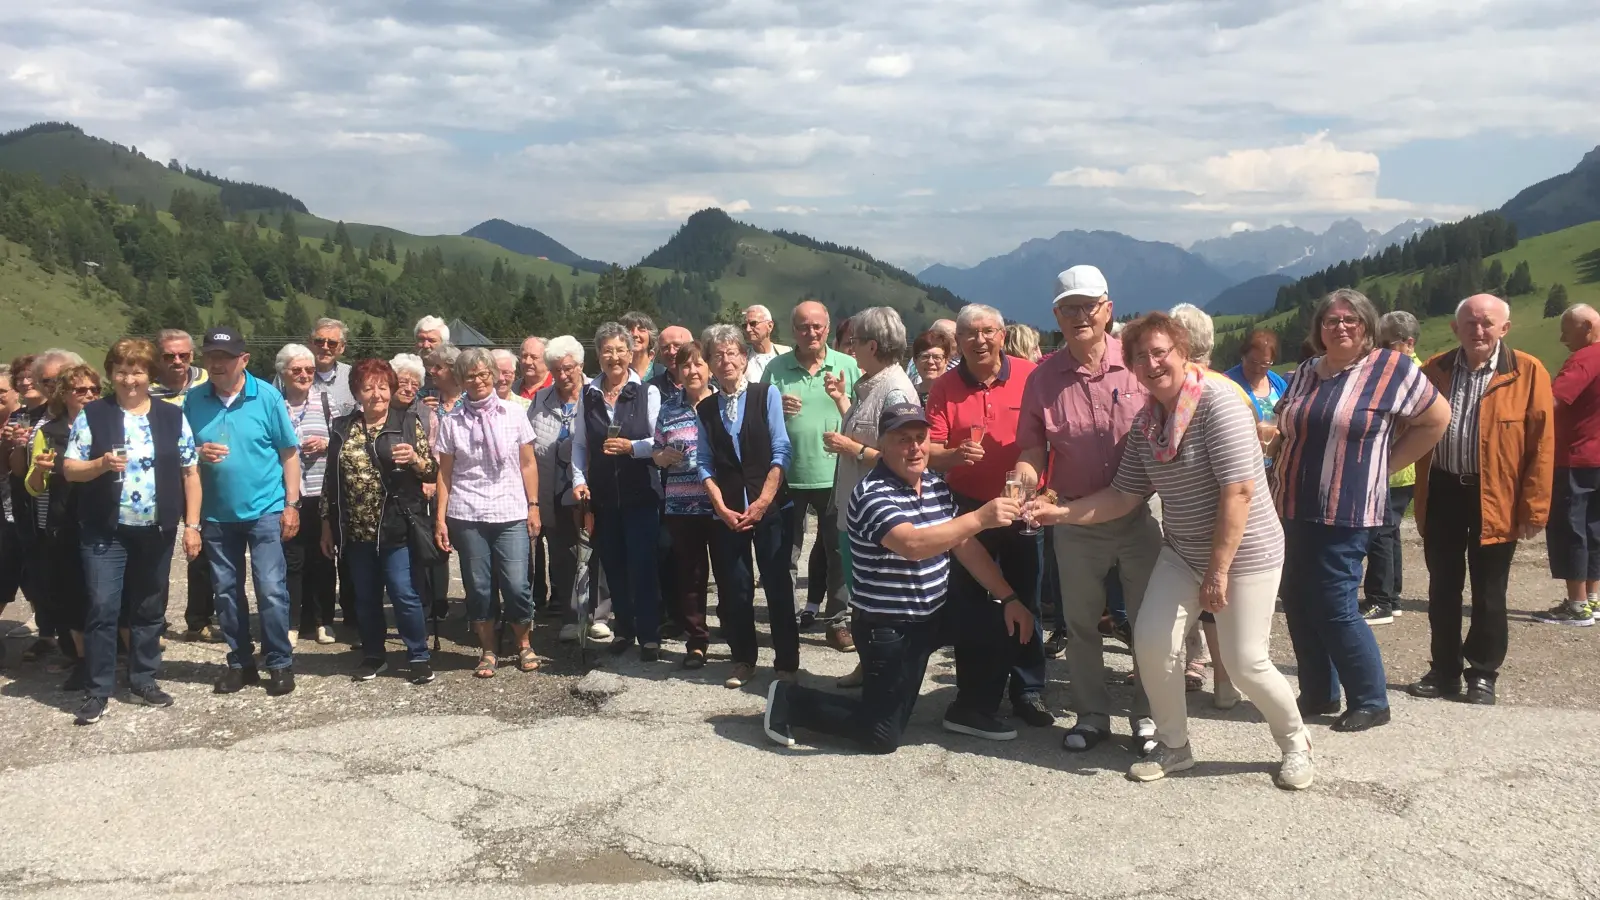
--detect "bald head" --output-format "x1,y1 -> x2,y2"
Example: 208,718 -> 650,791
659,325 -> 693,367
1561,303 -> 1600,353
1451,293 -> 1511,364
792,300 -> 831,360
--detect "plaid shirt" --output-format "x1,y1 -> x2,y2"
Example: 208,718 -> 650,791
435,396 -> 537,523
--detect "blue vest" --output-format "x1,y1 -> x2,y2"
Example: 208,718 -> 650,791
581,381 -> 661,509
78,398 -> 185,535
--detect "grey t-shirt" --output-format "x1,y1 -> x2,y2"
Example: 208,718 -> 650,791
1112,377 -> 1283,577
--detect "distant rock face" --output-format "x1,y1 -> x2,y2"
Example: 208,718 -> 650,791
1189,219 -> 1436,281
1499,145 -> 1600,239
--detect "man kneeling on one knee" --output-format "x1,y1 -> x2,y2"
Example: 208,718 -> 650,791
761,403 -> 1032,753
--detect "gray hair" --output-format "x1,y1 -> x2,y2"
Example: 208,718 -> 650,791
1564,303 -> 1599,322
413,315 -> 450,342
853,306 -> 909,365
618,311 -> 657,351
389,353 -> 425,383
1310,288 -> 1380,356
454,347 -> 497,384
274,343 -> 314,376
593,321 -> 631,353
956,304 -> 1005,331
312,317 -> 347,341
1168,303 -> 1215,367
744,304 -> 773,323
155,329 -> 192,348
490,348 -> 517,368
1455,294 -> 1511,319
701,324 -> 746,355
425,343 -> 461,369
1378,311 -> 1421,347
33,348 -> 85,380
544,335 -> 585,370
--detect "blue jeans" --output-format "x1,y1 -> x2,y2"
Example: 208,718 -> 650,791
203,514 -> 293,671
448,519 -> 532,625
1282,519 -> 1388,712
709,504 -> 799,670
593,505 -> 662,645
345,541 -> 430,663
80,526 -> 174,698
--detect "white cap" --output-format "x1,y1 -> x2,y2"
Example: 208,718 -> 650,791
1052,265 -> 1109,304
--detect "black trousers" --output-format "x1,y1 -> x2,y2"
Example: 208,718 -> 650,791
948,494 -> 1044,714
1424,471 -> 1515,680
184,553 -> 215,631
283,495 -> 337,631
787,487 -> 846,616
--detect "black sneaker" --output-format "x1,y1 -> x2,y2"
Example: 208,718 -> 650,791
1012,695 -> 1056,727
62,662 -> 88,692
763,680 -> 795,747
74,696 -> 108,725
639,645 -> 661,662
214,665 -> 260,694
351,658 -> 387,682
942,704 -> 1018,741
796,609 -> 817,629
130,683 -> 175,707
265,667 -> 296,697
607,635 -> 635,656
1043,629 -> 1069,659
409,662 -> 435,685
1360,603 -> 1394,626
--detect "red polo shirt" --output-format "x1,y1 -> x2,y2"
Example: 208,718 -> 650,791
1554,342 -> 1600,468
927,354 -> 1036,501
517,372 -> 553,400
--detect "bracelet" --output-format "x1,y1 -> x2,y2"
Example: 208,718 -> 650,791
993,593 -> 1019,606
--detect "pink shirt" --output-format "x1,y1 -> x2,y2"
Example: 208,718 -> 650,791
1017,336 -> 1148,500
434,397 -> 537,523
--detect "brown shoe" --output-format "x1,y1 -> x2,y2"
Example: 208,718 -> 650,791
836,664 -> 864,688
826,623 -> 855,653
725,662 -> 756,689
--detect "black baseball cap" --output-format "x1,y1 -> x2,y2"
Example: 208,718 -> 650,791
199,327 -> 247,357
878,402 -> 930,435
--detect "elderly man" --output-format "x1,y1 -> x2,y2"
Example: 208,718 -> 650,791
649,325 -> 694,399
414,316 -> 450,356
620,311 -> 661,381
149,329 -> 220,641
743,305 -> 791,384
308,318 -> 356,415
185,327 -> 304,697
516,336 -> 551,400
1409,294 -> 1554,705
1016,265 -> 1162,754
763,301 -> 858,628
1536,304 -> 1600,625
761,403 -> 1030,752
928,303 -> 1051,735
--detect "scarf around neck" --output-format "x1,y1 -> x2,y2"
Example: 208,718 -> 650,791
717,376 -> 748,427
1142,362 -> 1205,464
462,393 -> 507,473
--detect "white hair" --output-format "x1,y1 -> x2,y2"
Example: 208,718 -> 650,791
853,307 -> 909,364
491,348 -> 517,367
544,335 -> 585,369
32,349 -> 85,380
426,343 -> 461,369
1168,303 -> 1215,366
274,343 -> 314,376
1455,294 -> 1511,319
389,353 -> 425,383
956,304 -> 1005,331
701,324 -> 746,352
454,347 -> 497,384
413,315 -> 450,342
1564,303 -> 1598,322
313,317 -> 347,341
155,329 -> 192,348
744,304 -> 773,323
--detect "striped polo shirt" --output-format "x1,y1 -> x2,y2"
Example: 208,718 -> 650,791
1113,375 -> 1283,576
1433,344 -> 1499,475
847,462 -> 957,618
1274,348 -> 1439,528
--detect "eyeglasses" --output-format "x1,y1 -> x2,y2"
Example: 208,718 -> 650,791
1321,315 -> 1364,331
161,352 -> 192,362
311,338 -> 342,348
285,366 -> 315,376
554,362 -> 581,375
960,328 -> 1002,341
465,370 -> 495,383
712,349 -> 745,361
915,352 -> 947,364
795,324 -> 828,334
1132,346 -> 1175,365
70,385 -> 99,397
1055,300 -> 1105,320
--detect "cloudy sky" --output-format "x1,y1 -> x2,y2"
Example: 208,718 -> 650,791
4,0 -> 1599,268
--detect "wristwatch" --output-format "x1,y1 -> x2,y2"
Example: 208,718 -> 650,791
993,592 -> 1019,606
855,444 -> 868,462
180,522 -> 201,533
286,499 -> 301,510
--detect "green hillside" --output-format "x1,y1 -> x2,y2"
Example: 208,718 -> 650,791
0,236 -> 131,362
0,127 -> 218,212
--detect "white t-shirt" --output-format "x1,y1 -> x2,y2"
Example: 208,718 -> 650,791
745,343 -> 791,385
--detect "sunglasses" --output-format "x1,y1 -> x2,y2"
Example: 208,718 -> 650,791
161,352 -> 193,362
70,385 -> 99,397
286,366 -> 316,376
312,338 -> 341,348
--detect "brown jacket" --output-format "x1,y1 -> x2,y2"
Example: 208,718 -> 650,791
1414,343 -> 1554,545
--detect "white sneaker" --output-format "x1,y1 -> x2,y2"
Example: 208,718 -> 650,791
587,621 -> 613,641
287,629 -> 299,647
1277,749 -> 1315,790
558,623 -> 580,642
1128,742 -> 1195,782
1214,680 -> 1243,710
315,626 -> 336,645
1133,717 -> 1159,757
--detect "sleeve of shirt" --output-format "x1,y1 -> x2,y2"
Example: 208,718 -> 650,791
178,416 -> 198,467
854,486 -> 912,545
632,386 -> 660,458
514,410 -> 536,446
1202,391 -> 1264,487
1553,351 -> 1599,407
925,379 -> 951,446
1017,378 -> 1046,450
270,398 -> 299,451
1391,353 -> 1441,419
65,410 -> 92,462
569,395 -> 589,487
1111,422 -> 1154,497
434,413 -> 456,457
696,405 -> 716,484
764,385 -> 791,470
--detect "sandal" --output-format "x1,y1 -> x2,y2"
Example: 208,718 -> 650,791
1185,661 -> 1205,692
474,652 -> 498,679
516,647 -> 540,673
1062,724 -> 1108,752
683,649 -> 706,670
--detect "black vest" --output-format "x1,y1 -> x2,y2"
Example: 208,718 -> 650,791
581,381 -> 661,509
77,398 -> 185,534
695,386 -> 785,514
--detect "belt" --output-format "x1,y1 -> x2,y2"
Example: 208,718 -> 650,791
1433,469 -> 1479,487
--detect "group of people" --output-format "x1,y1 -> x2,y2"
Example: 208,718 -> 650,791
2,273 -> 1597,792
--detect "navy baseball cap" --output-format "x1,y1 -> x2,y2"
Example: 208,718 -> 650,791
199,326 -> 247,357
878,402 -> 930,435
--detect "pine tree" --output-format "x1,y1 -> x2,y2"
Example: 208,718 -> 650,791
1484,259 -> 1505,294
227,271 -> 270,323
319,233 -> 335,253
281,294 -> 313,336
1545,283 -> 1570,318
256,213 -> 268,228
384,238 -> 396,264
367,231 -> 384,261
333,220 -> 352,249
1504,260 -> 1535,296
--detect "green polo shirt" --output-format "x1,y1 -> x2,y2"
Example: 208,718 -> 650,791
762,348 -> 861,490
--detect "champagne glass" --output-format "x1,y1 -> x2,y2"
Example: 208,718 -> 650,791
970,423 -> 986,445
111,442 -> 128,483
606,424 -> 622,440
1019,484 -> 1041,536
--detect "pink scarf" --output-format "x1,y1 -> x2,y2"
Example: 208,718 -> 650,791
462,393 -> 507,474
1142,363 -> 1205,464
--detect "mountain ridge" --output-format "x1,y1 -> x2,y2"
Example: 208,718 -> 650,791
462,218 -> 610,275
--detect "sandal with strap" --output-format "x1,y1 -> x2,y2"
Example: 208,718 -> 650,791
1063,724 -> 1108,752
474,652 -> 498,679
1185,661 -> 1206,692
516,647 -> 540,673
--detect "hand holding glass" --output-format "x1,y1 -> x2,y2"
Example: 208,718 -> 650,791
111,442 -> 128,482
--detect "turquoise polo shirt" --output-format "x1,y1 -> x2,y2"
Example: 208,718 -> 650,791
762,348 -> 861,490
184,371 -> 299,523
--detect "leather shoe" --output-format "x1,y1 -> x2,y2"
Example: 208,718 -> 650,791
1464,675 -> 1496,706
1331,706 -> 1390,732
213,665 -> 260,694
1407,670 -> 1461,700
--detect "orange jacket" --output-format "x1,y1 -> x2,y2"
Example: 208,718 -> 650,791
1414,343 -> 1554,545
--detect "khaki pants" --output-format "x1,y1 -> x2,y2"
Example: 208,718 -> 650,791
1136,549 -> 1309,753
1051,506 -> 1162,731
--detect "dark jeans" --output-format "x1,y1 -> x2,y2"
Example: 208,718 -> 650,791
39,528 -> 89,643
786,608 -> 951,753
787,487 -> 845,616
948,494 -> 1044,711
666,515 -> 713,652
184,554 -> 215,632
345,541 -> 430,663
283,495 -> 336,632
1547,467 -> 1600,581
594,505 -> 662,645
1423,473 -> 1514,680
1363,485 -> 1414,610
658,508 -> 684,631
203,513 -> 293,671
1282,518 -> 1388,712
711,505 -> 799,670
80,526 -> 174,698
0,518 -> 26,609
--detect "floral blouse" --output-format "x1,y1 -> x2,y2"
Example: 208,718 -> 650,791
337,415 -> 435,543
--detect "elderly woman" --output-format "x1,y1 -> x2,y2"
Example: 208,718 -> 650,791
529,335 -> 612,644
275,344 -> 338,646
1031,314 -> 1311,788
824,306 -> 918,679
392,351 -> 449,622
423,344 -> 464,415
1005,323 -> 1042,363
322,358 -> 438,684
696,326 -> 796,686
572,321 -> 664,659
1168,304 -> 1214,367
57,341 -> 201,724
2,355 -> 44,655
8,350 -> 82,664
1224,329 -> 1288,426
434,348 -> 541,676
651,341 -> 716,668
911,329 -> 956,404
1272,289 -> 1449,732
492,349 -> 532,410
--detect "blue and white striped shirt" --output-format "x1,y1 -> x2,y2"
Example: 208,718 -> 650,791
847,463 -> 956,618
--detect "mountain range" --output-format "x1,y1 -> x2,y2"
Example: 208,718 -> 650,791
1189,218 -> 1436,281
460,219 -> 611,275
1498,145 -> 1600,239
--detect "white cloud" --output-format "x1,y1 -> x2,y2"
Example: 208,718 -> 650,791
864,53 -> 914,78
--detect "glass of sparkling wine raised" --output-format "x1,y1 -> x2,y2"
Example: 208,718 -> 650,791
1018,485 -> 1041,535
112,442 -> 128,482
